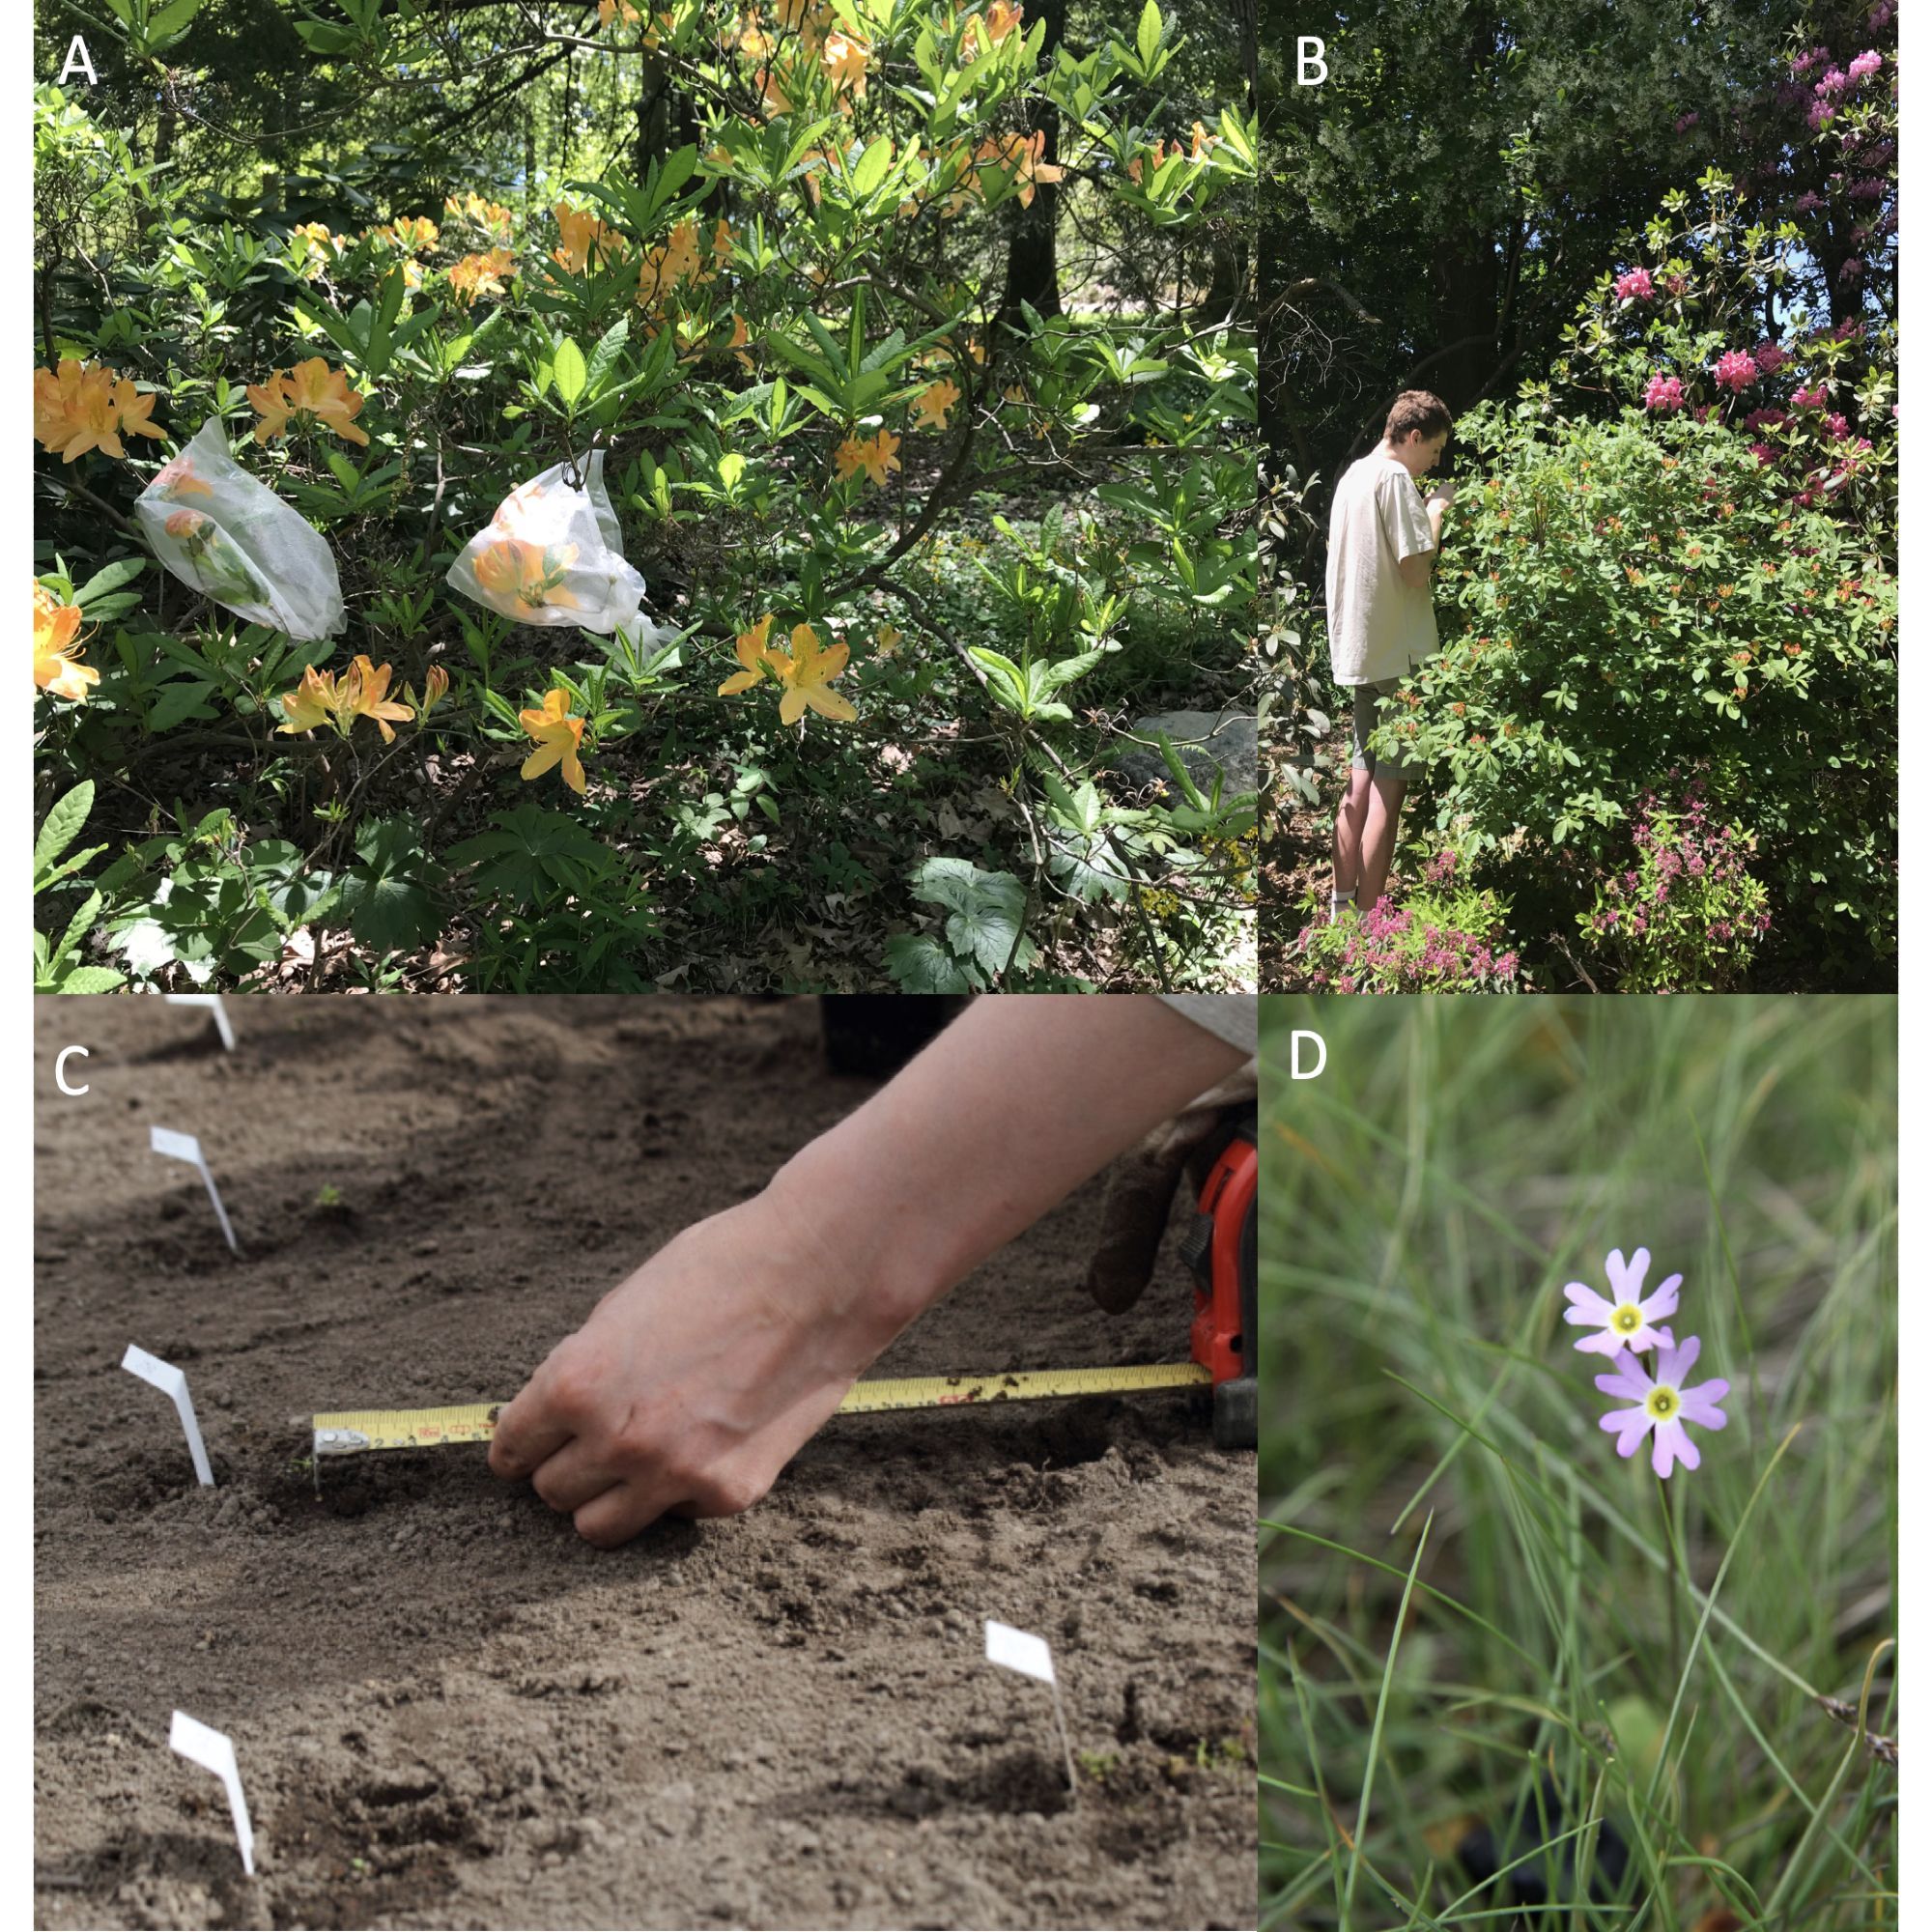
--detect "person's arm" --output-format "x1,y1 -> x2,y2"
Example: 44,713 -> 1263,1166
489,997 -> 1249,1548
1393,476 -> 1452,589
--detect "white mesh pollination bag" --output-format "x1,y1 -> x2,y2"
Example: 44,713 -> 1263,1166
446,451 -> 653,637
134,418 -> 347,639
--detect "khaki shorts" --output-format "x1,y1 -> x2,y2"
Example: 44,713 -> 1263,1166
1349,679 -> 1421,782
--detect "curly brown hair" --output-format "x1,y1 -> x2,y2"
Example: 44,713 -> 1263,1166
1384,390 -> 1454,444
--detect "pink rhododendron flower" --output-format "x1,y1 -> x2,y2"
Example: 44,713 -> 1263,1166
1838,255 -> 1866,281
1643,373 -> 1686,412
1848,48 -> 1884,82
1597,1337 -> 1730,1478
1613,267 -> 1655,301
1564,1248 -> 1681,1355
1791,46 -> 1828,75
1674,110 -> 1699,132
1825,412 -> 1851,440
1794,190 -> 1824,214
1792,383 -> 1828,408
1750,441 -> 1777,465
1849,177 -> 1888,201
1753,341 -> 1789,374
1816,67 -> 1850,96
1713,349 -> 1758,393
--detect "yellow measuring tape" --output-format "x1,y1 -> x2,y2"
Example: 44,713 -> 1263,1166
308,1361 -> 1211,1457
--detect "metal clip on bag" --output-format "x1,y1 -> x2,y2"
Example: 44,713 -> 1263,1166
134,418 -> 347,640
446,451 -> 651,636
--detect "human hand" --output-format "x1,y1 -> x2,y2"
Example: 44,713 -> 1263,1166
488,1181 -> 909,1548
1426,479 -> 1458,509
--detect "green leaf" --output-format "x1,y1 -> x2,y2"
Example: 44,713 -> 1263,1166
34,781 -> 96,885
1135,0 -> 1162,67
553,337 -> 588,410
909,857 -> 1032,980
849,134 -> 894,200
884,931 -> 980,993
56,965 -> 128,995
72,556 -> 147,605
584,315 -> 631,395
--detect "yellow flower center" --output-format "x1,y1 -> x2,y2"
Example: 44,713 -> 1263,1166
1645,1385 -> 1679,1421
1612,1304 -> 1642,1335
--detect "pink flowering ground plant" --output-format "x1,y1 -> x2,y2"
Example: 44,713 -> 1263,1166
1596,1336 -> 1731,1479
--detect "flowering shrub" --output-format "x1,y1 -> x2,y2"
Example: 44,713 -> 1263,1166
1580,784 -> 1772,992
1295,855 -> 1521,993
1396,406 -> 1894,981
31,1 -> 1258,991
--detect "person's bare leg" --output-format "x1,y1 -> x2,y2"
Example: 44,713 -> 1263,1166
1354,769 -> 1406,909
1331,766 -> 1374,917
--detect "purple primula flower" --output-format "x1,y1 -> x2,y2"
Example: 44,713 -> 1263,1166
1596,1336 -> 1730,1478
1562,1247 -> 1682,1355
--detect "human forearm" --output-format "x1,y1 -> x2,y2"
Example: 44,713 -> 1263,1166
764,996 -> 1250,1330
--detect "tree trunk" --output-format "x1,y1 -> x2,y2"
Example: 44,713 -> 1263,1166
998,0 -> 1065,327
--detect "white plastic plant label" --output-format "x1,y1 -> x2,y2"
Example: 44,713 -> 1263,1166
446,449 -> 656,636
150,1123 -> 240,1253
163,993 -> 236,1049
169,1711 -> 256,1875
985,1620 -> 1056,1684
122,1345 -> 215,1488
134,418 -> 347,640
984,1619 -> 1078,1790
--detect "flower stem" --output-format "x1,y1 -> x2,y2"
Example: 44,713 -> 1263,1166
1657,1472 -> 1683,1690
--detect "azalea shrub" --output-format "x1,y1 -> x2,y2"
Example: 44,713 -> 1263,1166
1293,853 -> 1521,994
1358,14 -> 1896,991
1579,782 -> 1772,994
31,0 -> 1258,992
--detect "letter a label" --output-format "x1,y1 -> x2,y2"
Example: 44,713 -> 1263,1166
60,36 -> 99,85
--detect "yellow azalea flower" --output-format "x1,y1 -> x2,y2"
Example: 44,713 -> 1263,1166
449,248 -> 516,304
766,623 -> 857,725
834,427 -> 902,488
374,214 -> 439,252
873,623 -> 903,660
338,654 -> 414,743
276,664 -> 340,735
911,378 -> 960,431
519,688 -> 587,794
472,535 -> 581,611
718,613 -> 781,694
34,583 -> 98,701
820,29 -> 869,97
250,358 -> 370,447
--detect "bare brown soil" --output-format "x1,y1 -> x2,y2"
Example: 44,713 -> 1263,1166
34,997 -> 1257,1931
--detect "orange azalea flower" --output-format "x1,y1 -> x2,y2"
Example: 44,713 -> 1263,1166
962,1 -> 1024,52
723,311 -> 754,372
718,614 -> 781,695
250,358 -> 370,447
520,688 -> 587,794
553,201 -> 623,273
911,379 -> 961,431
834,427 -> 901,488
765,623 -> 857,725
33,582 -> 98,701
449,248 -> 516,304
163,508 -> 206,538
407,664 -> 450,720
339,654 -> 415,742
473,535 -> 581,611
149,450 -> 212,500
977,130 -> 1063,206
1127,140 -> 1172,186
599,0 -> 642,20
33,359 -> 163,463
